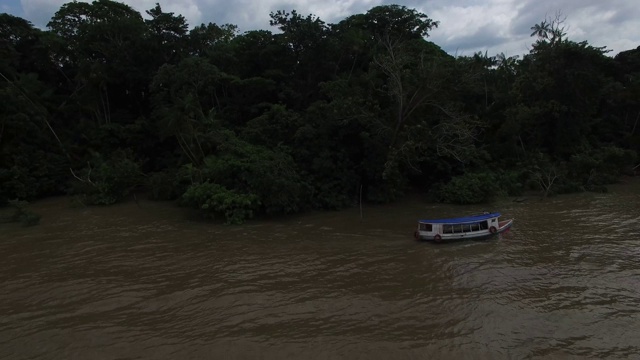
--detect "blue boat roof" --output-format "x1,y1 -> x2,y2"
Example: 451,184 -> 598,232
419,212 -> 501,224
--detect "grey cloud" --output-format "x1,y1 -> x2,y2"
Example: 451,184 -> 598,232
438,23 -> 509,55
416,0 -> 484,9
10,0 -> 640,56
195,0 -> 310,31
268,1 -> 298,16
511,0 -> 631,36
607,4 -> 640,25
159,0 -> 640,56
188,1 -> 255,29
22,1 -> 65,28
510,1 -> 556,37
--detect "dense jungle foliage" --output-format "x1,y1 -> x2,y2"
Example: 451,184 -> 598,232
1,1 -> 639,223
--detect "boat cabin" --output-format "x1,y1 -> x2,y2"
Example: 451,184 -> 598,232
415,212 -> 506,242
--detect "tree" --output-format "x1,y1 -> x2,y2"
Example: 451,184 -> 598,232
509,15 -> 615,159
612,47 -> 640,155
2,3 -> 638,213
145,3 -> 189,64
268,10 -> 335,110
48,0 -> 149,124
150,57 -> 233,167
530,12 -> 567,47
188,22 -> 237,57
356,5 -> 439,40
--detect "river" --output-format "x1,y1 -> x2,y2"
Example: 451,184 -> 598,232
1,179 -> 640,359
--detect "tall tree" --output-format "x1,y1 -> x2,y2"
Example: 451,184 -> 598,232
145,3 -> 189,65
48,0 -> 148,124
510,15 -> 615,158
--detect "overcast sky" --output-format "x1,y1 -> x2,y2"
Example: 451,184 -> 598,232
4,0 -> 639,57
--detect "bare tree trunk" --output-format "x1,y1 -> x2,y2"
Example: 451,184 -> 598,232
484,78 -> 488,109
374,34 -> 435,149
99,85 -> 111,125
519,135 -> 526,154
70,162 -> 95,186
177,133 -> 200,166
631,110 -> 639,136
533,169 -> 558,199
0,72 -> 67,158
359,184 -> 363,221
105,87 -> 111,124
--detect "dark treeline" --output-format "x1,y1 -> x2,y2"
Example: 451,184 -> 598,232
1,1 -> 639,223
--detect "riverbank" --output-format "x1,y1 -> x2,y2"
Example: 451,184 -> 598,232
1,176 -> 638,235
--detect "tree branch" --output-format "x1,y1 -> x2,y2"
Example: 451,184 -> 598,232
70,162 -> 95,185
0,71 -> 69,160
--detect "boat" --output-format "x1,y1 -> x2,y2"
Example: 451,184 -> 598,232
414,212 -> 513,242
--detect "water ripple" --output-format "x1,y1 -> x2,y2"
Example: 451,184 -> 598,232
2,182 -> 640,359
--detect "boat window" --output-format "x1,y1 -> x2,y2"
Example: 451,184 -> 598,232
419,223 -> 432,231
443,225 -> 453,234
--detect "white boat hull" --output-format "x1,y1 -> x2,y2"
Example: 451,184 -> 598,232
415,217 -> 513,242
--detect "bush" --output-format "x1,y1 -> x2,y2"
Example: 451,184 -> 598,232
200,140 -> 307,215
493,169 -> 526,196
437,172 -> 501,204
6,200 -> 40,226
181,182 -> 260,224
0,167 -> 36,204
70,151 -> 143,205
297,151 -> 359,210
0,152 -> 68,204
568,147 -> 637,189
146,170 -> 185,201
366,158 -> 406,204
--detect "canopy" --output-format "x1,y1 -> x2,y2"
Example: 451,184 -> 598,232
418,212 -> 501,224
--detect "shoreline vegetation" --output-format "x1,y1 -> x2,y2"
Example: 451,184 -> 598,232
1,2 -> 639,225
3,176 -> 639,229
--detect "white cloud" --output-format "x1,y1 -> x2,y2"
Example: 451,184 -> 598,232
16,0 -> 640,56
20,0 -> 204,27
425,0 -> 524,56
125,0 -> 202,22
20,0 -> 66,26
193,0 -> 384,32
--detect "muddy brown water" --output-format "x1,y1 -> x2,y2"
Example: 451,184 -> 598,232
2,180 -> 640,359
